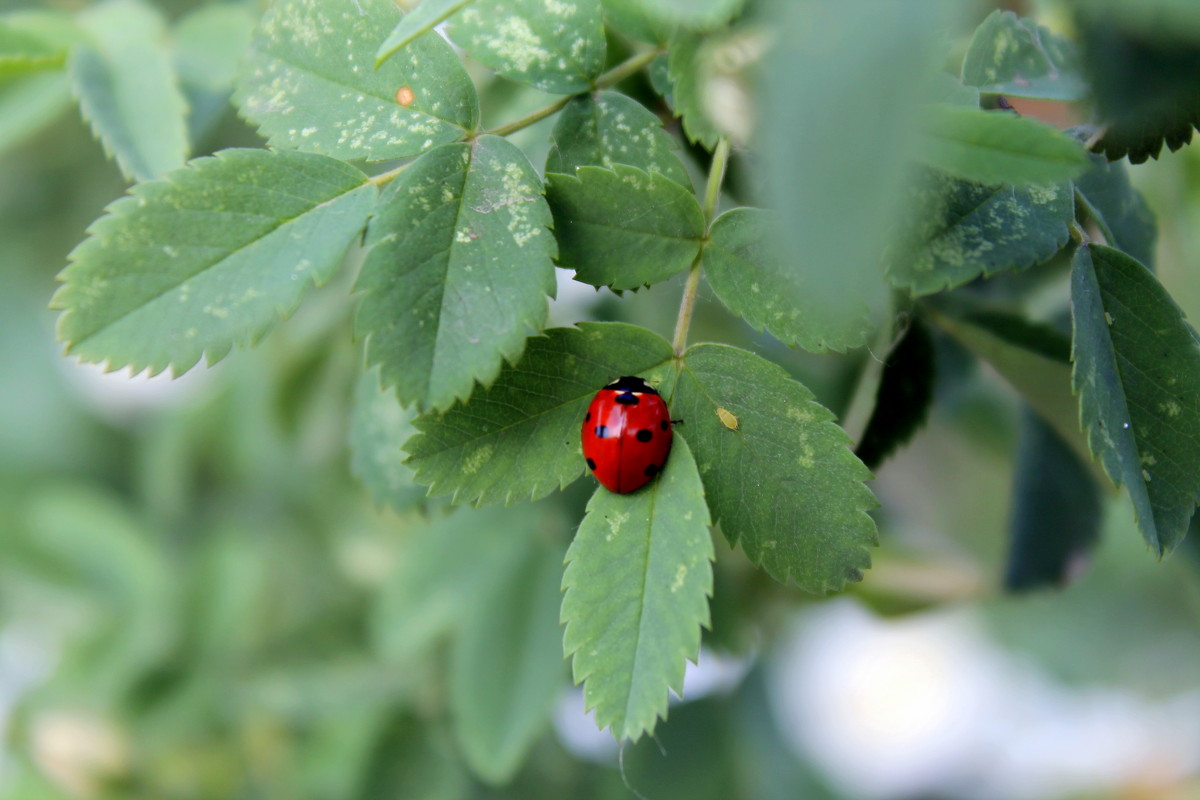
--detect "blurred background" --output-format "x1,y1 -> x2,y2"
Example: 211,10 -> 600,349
3,0 -> 1200,797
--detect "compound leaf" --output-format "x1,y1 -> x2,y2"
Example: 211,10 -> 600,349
54,149 -> 376,375
356,136 -> 556,412
403,322 -> 674,506
235,0 -> 478,162
562,435 -> 712,741
672,345 -> 877,591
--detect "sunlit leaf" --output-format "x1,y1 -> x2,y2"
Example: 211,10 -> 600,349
918,105 -> 1090,186
54,149 -> 376,375
235,0 -> 478,162
672,345 -> 877,590
1071,244 -> 1200,554
445,0 -> 606,94
356,136 -> 555,412
562,435 -> 712,741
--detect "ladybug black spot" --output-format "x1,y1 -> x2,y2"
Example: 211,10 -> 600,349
615,392 -> 639,405
660,420 -> 668,431
585,412 -> 591,422
644,464 -> 659,477
636,429 -> 653,443
586,458 -> 596,471
594,425 -> 608,438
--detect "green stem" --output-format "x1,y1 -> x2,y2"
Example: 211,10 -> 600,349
672,138 -> 732,356
485,48 -> 663,138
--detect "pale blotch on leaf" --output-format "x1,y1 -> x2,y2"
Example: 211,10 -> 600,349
462,443 -> 494,475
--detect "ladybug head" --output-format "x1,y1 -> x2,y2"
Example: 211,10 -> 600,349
604,376 -> 659,395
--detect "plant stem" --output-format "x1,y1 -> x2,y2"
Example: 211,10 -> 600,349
840,293 -> 898,445
672,137 -> 731,355
486,48 -> 663,138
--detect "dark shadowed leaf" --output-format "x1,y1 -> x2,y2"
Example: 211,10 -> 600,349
1005,407 -> 1103,591
1071,245 -> 1200,554
855,318 -> 937,470
1074,154 -> 1158,268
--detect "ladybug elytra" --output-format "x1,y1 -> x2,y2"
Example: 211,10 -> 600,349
581,376 -> 673,494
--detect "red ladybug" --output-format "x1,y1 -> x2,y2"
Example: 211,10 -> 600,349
581,376 -> 673,494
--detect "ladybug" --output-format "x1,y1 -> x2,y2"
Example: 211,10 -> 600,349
581,376 -> 673,494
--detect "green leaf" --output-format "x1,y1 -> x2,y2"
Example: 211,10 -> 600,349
666,32 -> 719,148
760,0 -> 952,352
451,530 -> 565,782
173,4 -> 256,143
356,136 -> 556,412
1070,244 -> 1200,554
546,90 -> 690,187
70,0 -> 188,182
444,0 -> 606,94
371,506 -> 521,664
917,105 -> 1091,186
961,10 -> 1086,101
359,715 -> 470,800
375,0 -> 476,67
562,435 -> 713,741
235,0 -> 478,162
705,206 -> 886,351
1074,155 -> 1157,269
854,318 -> 936,470
602,0 -> 672,43
672,345 -> 877,590
0,21 -> 65,77
350,368 -> 428,512
1076,15 -> 1200,163
884,169 -> 1073,295
631,0 -> 744,29
0,72 -> 72,155
930,307 -> 1085,464
53,149 -> 376,376
1005,407 -> 1102,591
545,165 -> 704,290
403,322 -> 674,506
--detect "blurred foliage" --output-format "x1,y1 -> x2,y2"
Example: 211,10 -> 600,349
2,0 -> 1200,798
